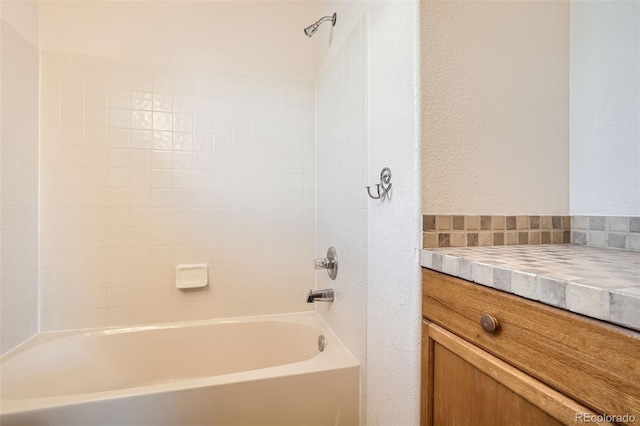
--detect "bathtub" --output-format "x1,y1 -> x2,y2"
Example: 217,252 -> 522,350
0,312 -> 359,426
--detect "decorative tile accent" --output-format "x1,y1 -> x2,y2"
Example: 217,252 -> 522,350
420,245 -> 640,331
422,215 -> 571,248
572,216 -> 640,251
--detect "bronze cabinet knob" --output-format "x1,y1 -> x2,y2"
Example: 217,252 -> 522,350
480,314 -> 499,333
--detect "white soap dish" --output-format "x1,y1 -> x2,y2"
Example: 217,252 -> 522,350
176,264 -> 208,289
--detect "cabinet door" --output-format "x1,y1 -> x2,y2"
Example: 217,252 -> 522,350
421,321 -> 613,426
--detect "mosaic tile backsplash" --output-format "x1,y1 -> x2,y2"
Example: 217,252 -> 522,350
422,215 -> 571,248
572,216 -> 640,252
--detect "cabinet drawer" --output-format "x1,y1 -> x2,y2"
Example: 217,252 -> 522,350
422,269 -> 640,424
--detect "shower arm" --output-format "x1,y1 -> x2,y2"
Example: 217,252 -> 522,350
304,13 -> 337,37
316,15 -> 336,26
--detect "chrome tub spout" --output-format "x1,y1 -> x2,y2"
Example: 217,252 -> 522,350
306,288 -> 334,303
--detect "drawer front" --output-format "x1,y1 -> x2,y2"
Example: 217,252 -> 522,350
422,269 -> 640,425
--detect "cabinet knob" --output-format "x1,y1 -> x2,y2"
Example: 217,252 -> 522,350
480,314 -> 499,333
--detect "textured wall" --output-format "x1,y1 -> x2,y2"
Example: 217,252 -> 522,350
366,2 -> 421,425
421,0 -> 570,215
0,17 -> 39,354
570,1 -> 640,216
316,16 -> 368,423
38,52 -> 315,331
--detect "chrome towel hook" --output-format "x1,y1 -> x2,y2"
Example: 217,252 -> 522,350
366,167 -> 392,200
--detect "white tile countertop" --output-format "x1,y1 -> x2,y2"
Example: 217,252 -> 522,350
420,244 -> 640,331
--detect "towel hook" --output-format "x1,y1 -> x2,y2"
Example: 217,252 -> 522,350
366,167 -> 392,200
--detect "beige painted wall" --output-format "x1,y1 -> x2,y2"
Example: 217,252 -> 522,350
39,1 -> 323,81
421,0 -> 570,215
0,0 -> 39,46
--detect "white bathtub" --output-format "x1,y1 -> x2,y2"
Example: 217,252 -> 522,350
0,312 -> 359,426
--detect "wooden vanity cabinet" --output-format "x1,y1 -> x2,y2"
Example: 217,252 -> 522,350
421,269 -> 640,426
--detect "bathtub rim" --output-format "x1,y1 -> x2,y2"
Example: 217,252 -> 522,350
1,311 -> 339,361
0,311 -> 359,416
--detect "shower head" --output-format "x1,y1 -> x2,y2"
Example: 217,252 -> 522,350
304,13 -> 337,37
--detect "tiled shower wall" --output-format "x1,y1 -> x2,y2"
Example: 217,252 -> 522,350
316,18 -> 367,424
39,52 -> 315,331
0,21 -> 39,354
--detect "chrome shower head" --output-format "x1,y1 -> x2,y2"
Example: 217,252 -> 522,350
304,13 -> 337,37
303,25 -> 317,37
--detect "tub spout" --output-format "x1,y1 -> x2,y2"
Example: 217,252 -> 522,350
306,288 -> 334,303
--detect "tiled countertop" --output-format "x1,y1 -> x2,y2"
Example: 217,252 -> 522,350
420,245 -> 640,331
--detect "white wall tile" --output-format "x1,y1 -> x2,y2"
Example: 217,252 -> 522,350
85,106 -> 107,127
60,62 -> 84,84
108,89 -> 130,109
60,83 -> 84,104
316,19 -> 368,421
38,52 -> 316,331
131,91 -> 152,110
152,112 -> 172,131
85,87 -> 108,107
109,108 -> 130,128
131,110 -> 151,129
153,93 -> 173,112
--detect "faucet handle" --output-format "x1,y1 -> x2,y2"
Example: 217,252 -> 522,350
313,247 -> 338,280
314,257 -> 330,270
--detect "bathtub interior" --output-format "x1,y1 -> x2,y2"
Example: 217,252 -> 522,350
1,318 -> 322,399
